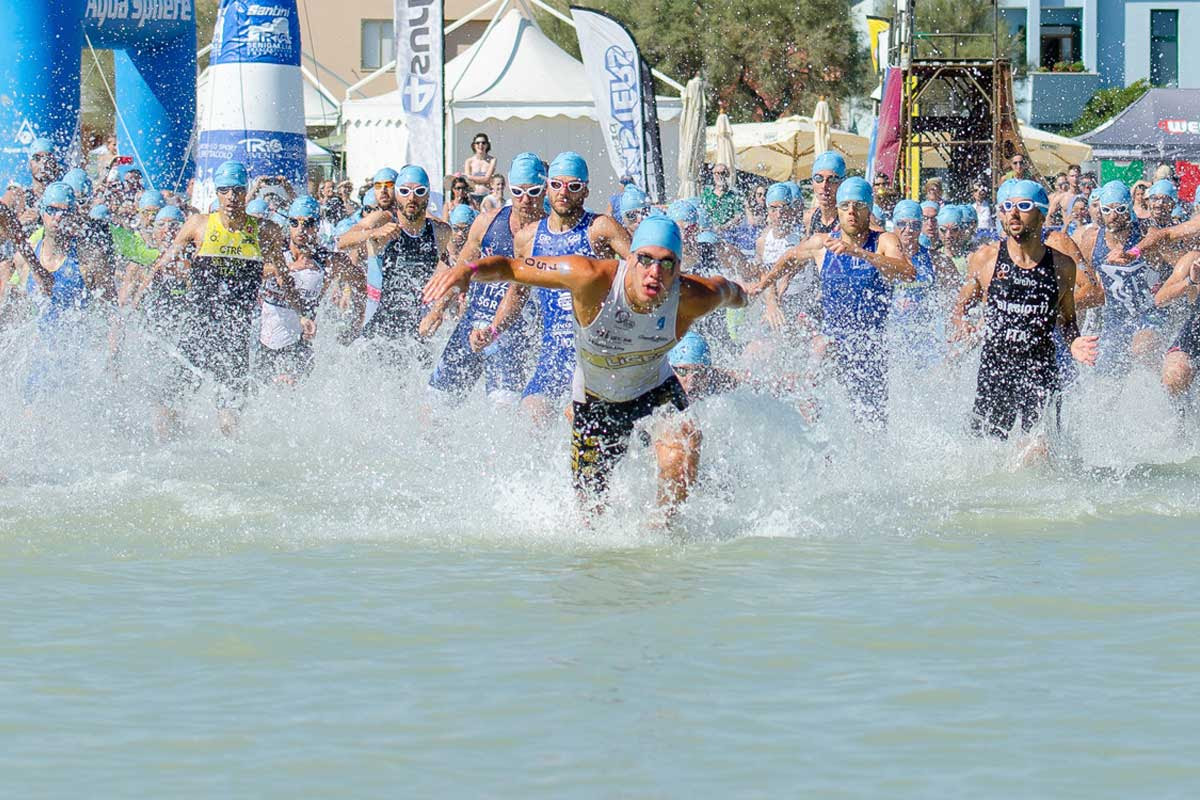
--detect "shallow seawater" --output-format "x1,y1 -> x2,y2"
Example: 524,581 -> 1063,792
3,315 -> 1200,797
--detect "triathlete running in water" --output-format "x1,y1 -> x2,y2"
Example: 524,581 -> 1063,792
142,160 -> 314,437
424,215 -> 748,515
950,180 -> 1098,442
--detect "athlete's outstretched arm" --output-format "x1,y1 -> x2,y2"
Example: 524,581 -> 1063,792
589,214 -> 632,260
678,274 -> 749,331
1,202 -> 52,295
336,210 -> 399,250
1054,251 -> 1097,366
1155,250 -> 1200,308
846,231 -> 915,282
423,253 -> 603,306
750,235 -> 828,294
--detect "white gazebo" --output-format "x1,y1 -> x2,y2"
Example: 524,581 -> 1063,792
340,8 -> 682,203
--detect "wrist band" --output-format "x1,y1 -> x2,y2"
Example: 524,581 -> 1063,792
468,261 -> 480,274
488,325 -> 500,342
1128,246 -> 1142,259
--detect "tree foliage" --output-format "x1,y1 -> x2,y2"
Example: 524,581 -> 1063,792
535,0 -> 868,124
1062,79 -> 1150,137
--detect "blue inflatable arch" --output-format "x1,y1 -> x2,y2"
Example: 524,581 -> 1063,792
0,0 -> 196,188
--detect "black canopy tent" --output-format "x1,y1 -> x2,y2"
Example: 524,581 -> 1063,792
1078,88 -> 1200,162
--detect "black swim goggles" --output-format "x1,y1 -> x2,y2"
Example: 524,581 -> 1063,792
636,252 -> 677,273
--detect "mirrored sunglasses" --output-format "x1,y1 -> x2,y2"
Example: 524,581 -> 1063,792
548,179 -> 586,193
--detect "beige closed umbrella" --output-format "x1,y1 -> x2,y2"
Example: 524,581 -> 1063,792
715,111 -> 737,184
676,76 -> 707,200
813,96 -> 832,156
704,115 -> 870,181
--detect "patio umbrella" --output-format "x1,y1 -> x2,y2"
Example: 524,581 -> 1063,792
704,115 -> 870,181
813,96 -> 832,155
676,76 -> 707,200
714,111 -> 738,183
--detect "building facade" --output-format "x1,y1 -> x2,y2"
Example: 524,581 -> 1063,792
996,0 -> 1200,128
297,0 -> 493,100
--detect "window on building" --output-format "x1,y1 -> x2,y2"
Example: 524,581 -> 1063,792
1039,8 -> 1082,69
361,19 -> 394,71
999,8 -> 1028,69
1150,10 -> 1179,86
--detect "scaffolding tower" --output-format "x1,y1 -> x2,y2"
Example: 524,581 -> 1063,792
888,0 -> 1033,199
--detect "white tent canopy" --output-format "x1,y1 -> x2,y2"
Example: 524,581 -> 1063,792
341,9 -> 681,203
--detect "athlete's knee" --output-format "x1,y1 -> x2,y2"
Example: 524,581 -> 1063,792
655,420 -> 701,480
1163,352 -> 1194,395
1131,330 -> 1161,362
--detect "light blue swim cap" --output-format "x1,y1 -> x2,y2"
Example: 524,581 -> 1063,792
784,181 -> 804,205
62,168 -> 92,200
397,164 -> 430,187
696,230 -> 719,245
28,137 -> 54,156
547,151 -> 589,182
892,199 -> 922,222
959,203 -> 978,224
630,215 -> 683,258
40,181 -> 76,210
1147,179 -> 1178,199
669,331 -> 711,367
1098,180 -> 1132,206
835,177 -> 872,205
372,167 -> 398,184
246,198 -> 269,217
1010,179 -> 1049,212
872,204 -> 885,220
288,195 -> 321,219
619,185 -> 649,217
996,178 -> 1019,205
89,204 -> 111,221
667,199 -> 699,225
812,150 -> 846,178
765,183 -> 791,205
155,205 -> 185,223
920,200 -> 940,214
362,188 -> 377,208
936,204 -> 963,227
509,152 -> 546,186
209,199 -> 220,212
449,204 -> 478,226
138,189 -> 164,210
213,160 -> 248,189
1173,204 -> 1188,219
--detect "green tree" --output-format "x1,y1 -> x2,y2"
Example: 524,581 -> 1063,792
1062,79 -> 1150,137
535,0 -> 867,124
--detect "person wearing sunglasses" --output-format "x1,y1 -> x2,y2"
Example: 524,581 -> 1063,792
700,164 -> 744,231
427,153 -> 549,404
950,179 -> 1098,444
257,195 -> 364,386
936,205 -> 972,268
750,177 -> 915,429
356,164 -> 453,365
492,151 -> 631,423
138,160 -> 314,438
618,185 -> 650,236
423,214 -> 748,515
442,175 -> 477,223
336,167 -> 404,254
463,133 -> 496,203
1072,180 -> 1164,374
804,151 -> 845,237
